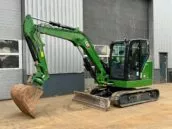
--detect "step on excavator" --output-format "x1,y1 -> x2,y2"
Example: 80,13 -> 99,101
11,15 -> 159,118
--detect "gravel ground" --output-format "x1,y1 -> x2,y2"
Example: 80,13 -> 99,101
0,83 -> 172,129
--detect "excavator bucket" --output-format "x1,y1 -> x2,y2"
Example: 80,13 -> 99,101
10,84 -> 43,118
73,91 -> 111,111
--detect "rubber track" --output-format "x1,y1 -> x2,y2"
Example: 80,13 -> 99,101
111,88 -> 160,107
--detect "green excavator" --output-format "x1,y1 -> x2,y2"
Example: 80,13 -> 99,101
11,15 -> 159,118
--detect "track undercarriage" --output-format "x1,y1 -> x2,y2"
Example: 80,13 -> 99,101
73,86 -> 159,110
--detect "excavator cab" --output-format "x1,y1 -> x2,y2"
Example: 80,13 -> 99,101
109,39 -> 149,81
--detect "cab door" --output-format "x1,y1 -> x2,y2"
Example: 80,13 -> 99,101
127,40 -> 149,80
109,42 -> 126,80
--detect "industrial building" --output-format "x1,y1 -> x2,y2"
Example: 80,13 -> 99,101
2,1 -> 172,129
0,0 -> 171,100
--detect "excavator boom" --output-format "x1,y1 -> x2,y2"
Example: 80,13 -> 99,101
11,15 -> 110,117
24,15 -> 107,86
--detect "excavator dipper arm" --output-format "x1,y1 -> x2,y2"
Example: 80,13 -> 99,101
11,15 -> 109,117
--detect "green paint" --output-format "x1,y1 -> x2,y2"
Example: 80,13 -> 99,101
23,15 -> 107,87
24,15 -> 153,90
107,61 -> 153,88
24,15 -> 49,86
141,60 -> 153,80
109,79 -> 152,88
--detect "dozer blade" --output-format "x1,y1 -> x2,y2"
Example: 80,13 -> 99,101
73,91 -> 110,111
10,84 -> 43,118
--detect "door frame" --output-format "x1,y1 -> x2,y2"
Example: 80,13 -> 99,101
159,52 -> 168,83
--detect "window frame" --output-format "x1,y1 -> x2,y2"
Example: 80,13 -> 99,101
0,39 -> 22,70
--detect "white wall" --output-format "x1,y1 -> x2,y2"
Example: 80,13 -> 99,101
0,0 -> 21,39
24,0 -> 83,74
153,0 -> 172,69
0,0 -> 22,100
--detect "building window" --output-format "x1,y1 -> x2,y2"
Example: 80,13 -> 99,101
0,40 -> 22,69
94,45 -> 109,64
84,45 -> 110,78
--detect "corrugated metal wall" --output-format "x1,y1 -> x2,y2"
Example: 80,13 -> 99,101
153,0 -> 172,69
24,0 -> 83,74
0,0 -> 21,39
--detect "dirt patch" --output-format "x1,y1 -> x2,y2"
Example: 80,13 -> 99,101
0,83 -> 172,129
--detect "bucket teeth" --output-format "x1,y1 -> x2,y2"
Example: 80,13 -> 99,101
11,84 -> 43,118
73,91 -> 110,111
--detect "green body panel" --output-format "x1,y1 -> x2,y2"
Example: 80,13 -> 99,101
109,79 -> 152,88
107,61 -> 153,88
141,60 -> 153,80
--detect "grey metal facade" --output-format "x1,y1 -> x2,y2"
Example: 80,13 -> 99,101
153,0 -> 172,69
24,0 -> 83,74
0,70 -> 22,99
0,0 -> 22,100
0,0 -> 22,39
153,0 -> 172,83
23,0 -> 85,96
83,0 -> 149,46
